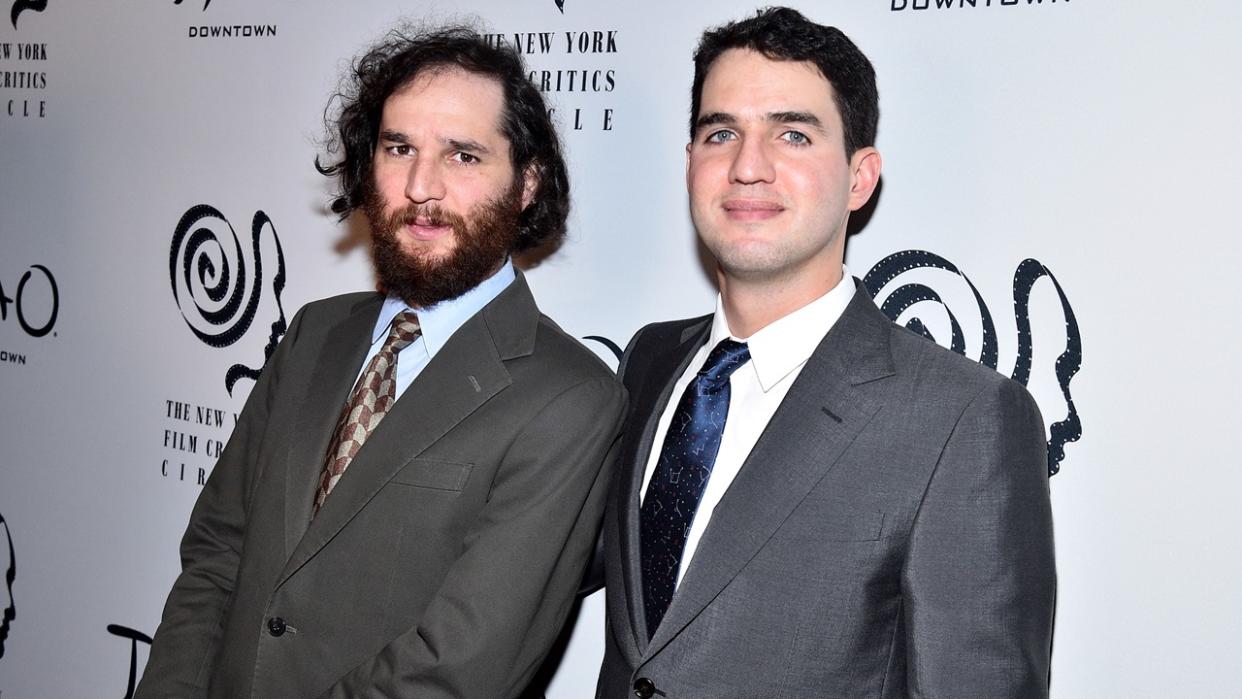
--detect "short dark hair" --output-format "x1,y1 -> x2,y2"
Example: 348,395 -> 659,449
690,7 -> 878,156
318,24 -> 569,253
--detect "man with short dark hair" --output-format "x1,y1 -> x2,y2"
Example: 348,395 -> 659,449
138,25 -> 625,699
597,8 -> 1055,698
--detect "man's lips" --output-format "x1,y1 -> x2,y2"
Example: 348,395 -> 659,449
403,219 -> 453,241
722,199 -> 785,221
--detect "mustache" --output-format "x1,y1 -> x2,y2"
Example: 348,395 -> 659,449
386,203 -> 467,232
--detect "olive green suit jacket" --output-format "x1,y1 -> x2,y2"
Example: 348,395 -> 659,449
139,274 -> 625,698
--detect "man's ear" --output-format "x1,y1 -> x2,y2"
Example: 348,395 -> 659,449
521,164 -> 539,210
847,147 -> 882,212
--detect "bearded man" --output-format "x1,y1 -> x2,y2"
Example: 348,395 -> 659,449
137,25 -> 625,699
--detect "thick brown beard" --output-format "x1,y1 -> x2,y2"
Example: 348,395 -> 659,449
364,181 -> 523,309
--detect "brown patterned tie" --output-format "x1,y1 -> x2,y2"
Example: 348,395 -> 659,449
313,309 -> 421,515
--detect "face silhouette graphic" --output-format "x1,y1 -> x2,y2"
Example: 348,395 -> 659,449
170,205 -> 288,396
1,513 -> 15,658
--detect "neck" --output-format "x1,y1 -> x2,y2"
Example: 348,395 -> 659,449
718,264 -> 845,339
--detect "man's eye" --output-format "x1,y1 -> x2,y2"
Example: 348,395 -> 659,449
781,131 -> 811,146
386,144 -> 413,157
451,151 -> 480,164
705,130 -> 736,144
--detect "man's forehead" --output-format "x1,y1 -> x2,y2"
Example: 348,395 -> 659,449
381,67 -> 509,138
698,50 -> 838,125
400,64 -> 494,91
702,49 -> 832,100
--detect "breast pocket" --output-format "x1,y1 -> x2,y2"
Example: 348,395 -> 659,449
389,458 -> 473,492
819,508 -> 886,542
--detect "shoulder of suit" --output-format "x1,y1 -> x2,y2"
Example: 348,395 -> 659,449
609,314 -> 711,385
272,291 -> 379,345
294,291 -> 381,322
628,314 -> 712,354
526,313 -> 622,383
883,317 -> 1033,404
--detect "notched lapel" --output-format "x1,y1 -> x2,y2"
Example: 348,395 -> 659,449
620,318 -> 710,652
281,296 -> 381,558
645,288 -> 897,657
276,313 -> 512,588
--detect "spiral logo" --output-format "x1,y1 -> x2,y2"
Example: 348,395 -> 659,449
169,204 -> 287,395
9,0 -> 46,30
863,250 -> 1082,475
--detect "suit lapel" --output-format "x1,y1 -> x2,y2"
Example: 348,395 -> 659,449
619,319 -> 710,655
645,287 -> 897,659
276,275 -> 539,588
282,295 -> 381,557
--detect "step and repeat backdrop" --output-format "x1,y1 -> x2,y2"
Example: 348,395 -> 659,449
2,1 -> 1240,697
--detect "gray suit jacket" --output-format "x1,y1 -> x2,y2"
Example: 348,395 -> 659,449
138,273 -> 626,699
598,283 -> 1055,698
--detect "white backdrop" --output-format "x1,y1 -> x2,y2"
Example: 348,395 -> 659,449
2,1 -> 1240,697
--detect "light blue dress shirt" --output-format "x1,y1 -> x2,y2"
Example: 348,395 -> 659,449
354,261 -> 516,399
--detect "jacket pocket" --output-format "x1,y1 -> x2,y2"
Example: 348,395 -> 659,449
820,508 -> 885,541
389,458 -> 473,492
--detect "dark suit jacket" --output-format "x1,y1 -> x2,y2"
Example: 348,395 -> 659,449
598,283 -> 1055,698
137,274 -> 626,699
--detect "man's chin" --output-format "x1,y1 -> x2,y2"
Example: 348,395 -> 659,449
398,238 -> 456,262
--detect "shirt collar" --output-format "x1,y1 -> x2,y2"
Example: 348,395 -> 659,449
710,267 -> 856,392
372,260 -> 516,358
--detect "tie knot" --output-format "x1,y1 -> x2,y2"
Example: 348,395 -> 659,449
385,310 -> 422,353
697,338 -> 750,389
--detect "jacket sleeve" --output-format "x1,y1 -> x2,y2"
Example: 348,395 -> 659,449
135,308 -> 306,698
322,375 -> 627,699
578,324 -> 649,597
902,377 -> 1056,698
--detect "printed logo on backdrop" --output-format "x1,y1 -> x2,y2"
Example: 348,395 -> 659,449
1,0 -> 49,120
863,250 -> 1082,475
890,0 -> 1070,11
553,0 -> 565,13
161,204 -> 287,487
9,0 -> 45,29
173,0 -> 276,40
106,624 -> 152,699
0,263 -> 59,367
1,510 -> 16,660
482,23 -> 617,133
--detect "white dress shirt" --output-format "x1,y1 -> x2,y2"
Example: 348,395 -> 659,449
640,270 -> 856,586
355,261 -> 515,399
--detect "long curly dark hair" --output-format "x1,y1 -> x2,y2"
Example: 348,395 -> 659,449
317,24 -> 569,253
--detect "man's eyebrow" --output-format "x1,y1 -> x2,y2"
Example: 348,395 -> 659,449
693,110 -> 826,134
378,129 -> 409,143
376,131 -> 492,156
767,111 -> 823,129
694,112 -> 737,134
446,138 -> 491,156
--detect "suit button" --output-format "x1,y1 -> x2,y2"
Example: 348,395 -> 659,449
267,616 -> 287,637
633,677 -> 656,698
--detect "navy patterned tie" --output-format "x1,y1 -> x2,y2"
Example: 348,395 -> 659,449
640,338 -> 751,639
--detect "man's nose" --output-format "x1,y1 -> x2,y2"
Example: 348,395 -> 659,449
728,137 -> 776,184
404,156 -> 447,203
